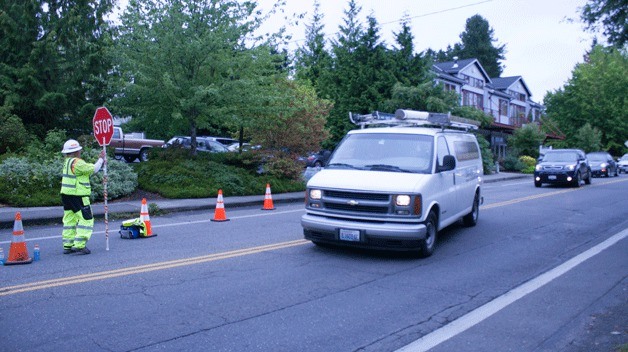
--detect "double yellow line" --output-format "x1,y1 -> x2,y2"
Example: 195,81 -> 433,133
3,178 -> 625,296
0,239 -> 308,296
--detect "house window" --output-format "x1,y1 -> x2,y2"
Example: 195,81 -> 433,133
443,83 -> 457,92
509,90 -> 526,102
462,90 -> 484,110
462,74 -> 484,88
499,99 -> 508,116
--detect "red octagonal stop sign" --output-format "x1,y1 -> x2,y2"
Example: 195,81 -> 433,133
93,107 -> 114,146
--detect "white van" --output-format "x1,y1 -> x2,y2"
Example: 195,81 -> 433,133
301,110 -> 484,257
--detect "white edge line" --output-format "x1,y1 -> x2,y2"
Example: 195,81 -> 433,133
396,228 -> 628,352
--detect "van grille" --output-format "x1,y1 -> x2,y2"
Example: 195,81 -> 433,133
321,190 -> 391,215
324,190 -> 389,201
325,203 -> 389,213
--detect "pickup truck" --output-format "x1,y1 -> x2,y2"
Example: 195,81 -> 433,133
110,127 -> 164,162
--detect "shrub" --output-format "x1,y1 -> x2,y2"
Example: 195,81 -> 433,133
134,152 -> 304,198
518,155 -> 537,174
503,154 -> 524,172
0,149 -> 138,207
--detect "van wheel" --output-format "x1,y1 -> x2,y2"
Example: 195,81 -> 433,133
463,193 -> 479,227
418,211 -> 437,258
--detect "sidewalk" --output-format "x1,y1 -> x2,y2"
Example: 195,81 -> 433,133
0,172 -> 531,228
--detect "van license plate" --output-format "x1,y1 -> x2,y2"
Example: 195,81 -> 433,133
340,229 -> 360,242
548,175 -> 557,180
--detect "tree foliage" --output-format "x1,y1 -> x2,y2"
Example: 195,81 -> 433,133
0,0 -> 115,139
507,124 -> 546,158
114,0 -> 288,153
581,0 -> 628,48
429,15 -> 506,78
544,45 -> 627,155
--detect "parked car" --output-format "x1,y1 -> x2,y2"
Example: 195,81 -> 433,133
586,151 -> 618,177
110,127 -> 165,162
534,149 -> 592,187
164,136 -> 228,153
618,154 -> 628,174
226,142 -> 261,152
199,136 -> 238,146
305,150 -> 332,167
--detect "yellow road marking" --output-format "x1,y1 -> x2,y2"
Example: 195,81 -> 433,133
0,239 -> 308,296
3,177 -> 626,296
481,177 -> 627,210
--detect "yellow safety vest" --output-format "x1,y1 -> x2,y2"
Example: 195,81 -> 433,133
60,158 -> 94,196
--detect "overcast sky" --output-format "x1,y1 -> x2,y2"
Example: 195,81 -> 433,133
256,0 -> 598,102
113,0 -> 598,103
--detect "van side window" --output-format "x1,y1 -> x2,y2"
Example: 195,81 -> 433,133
437,136 -> 450,166
454,141 -> 480,161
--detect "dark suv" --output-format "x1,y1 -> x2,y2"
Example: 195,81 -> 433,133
534,149 -> 592,187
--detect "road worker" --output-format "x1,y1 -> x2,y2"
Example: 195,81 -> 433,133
60,139 -> 105,255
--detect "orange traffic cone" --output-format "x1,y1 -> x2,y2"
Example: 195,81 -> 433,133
262,183 -> 275,210
211,189 -> 230,222
140,198 -> 156,237
4,212 -> 33,265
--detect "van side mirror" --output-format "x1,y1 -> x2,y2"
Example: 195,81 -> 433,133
438,155 -> 456,172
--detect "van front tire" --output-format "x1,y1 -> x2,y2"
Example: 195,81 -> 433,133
462,193 -> 480,227
419,211 -> 437,258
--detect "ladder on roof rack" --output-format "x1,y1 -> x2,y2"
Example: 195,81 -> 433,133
349,109 -> 480,130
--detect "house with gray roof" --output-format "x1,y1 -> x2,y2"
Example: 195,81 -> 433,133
432,57 -> 548,160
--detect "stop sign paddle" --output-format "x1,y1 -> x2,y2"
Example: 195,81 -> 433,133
93,107 -> 114,146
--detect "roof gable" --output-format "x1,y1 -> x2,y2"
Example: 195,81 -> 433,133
490,76 -> 532,97
433,58 -> 492,83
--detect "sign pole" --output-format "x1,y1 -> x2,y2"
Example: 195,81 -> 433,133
103,140 -> 109,251
93,106 -> 114,252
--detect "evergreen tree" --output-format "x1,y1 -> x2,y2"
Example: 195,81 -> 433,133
581,0 -> 627,48
445,15 -> 506,77
392,16 -> 430,86
294,0 -> 331,91
320,0 -> 365,145
0,0 -> 115,137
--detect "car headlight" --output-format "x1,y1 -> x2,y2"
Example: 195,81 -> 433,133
395,195 -> 411,206
601,163 -> 607,168
566,164 -> 576,171
309,189 -> 322,200
535,164 -> 542,171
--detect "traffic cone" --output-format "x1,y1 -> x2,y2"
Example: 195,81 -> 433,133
262,183 -> 275,210
139,198 -> 156,237
211,189 -> 230,222
4,212 -> 33,265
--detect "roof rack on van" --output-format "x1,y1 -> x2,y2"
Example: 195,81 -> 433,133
349,109 -> 480,130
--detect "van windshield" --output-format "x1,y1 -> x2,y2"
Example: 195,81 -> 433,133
327,133 -> 433,173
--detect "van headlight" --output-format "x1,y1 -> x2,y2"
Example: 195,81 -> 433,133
309,189 -> 322,200
395,195 -> 411,206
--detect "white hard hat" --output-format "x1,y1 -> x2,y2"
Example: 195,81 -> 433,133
62,139 -> 82,154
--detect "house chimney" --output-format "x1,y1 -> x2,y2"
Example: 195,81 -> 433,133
452,56 -> 458,68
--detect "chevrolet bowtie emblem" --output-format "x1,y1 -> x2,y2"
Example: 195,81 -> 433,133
347,200 -> 359,206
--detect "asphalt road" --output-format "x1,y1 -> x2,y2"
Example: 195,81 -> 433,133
0,176 -> 626,351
